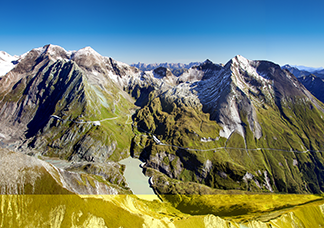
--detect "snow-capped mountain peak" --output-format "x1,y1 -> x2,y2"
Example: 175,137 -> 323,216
0,51 -> 17,62
0,51 -> 19,76
72,46 -> 101,59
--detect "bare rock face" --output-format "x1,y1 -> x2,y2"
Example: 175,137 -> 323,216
146,151 -> 183,179
177,59 -> 223,83
0,148 -> 119,195
153,67 -> 173,78
0,45 -> 136,164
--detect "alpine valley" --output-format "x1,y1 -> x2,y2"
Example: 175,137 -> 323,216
1,44 -> 324,227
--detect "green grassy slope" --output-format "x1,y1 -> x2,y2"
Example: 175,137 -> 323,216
133,93 -> 324,194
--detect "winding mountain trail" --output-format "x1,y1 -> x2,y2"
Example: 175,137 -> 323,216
50,115 -> 119,125
98,117 -> 119,122
51,114 -> 324,154
133,124 -> 324,154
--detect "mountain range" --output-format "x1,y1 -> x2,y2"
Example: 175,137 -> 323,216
1,44 -> 324,227
131,62 -> 202,76
282,64 -> 324,103
131,61 -> 201,70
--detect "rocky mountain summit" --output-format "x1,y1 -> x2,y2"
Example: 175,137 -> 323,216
0,44 -> 324,197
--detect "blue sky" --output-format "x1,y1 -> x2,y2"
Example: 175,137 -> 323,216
1,0 -> 323,67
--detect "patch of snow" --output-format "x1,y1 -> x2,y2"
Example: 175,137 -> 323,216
0,51 -> 19,76
108,71 -> 119,83
178,68 -> 204,83
72,46 -> 102,59
263,170 -> 273,192
233,55 -> 273,87
205,159 -> 213,172
219,95 -> 245,138
92,70 -> 99,76
218,171 -> 227,179
254,179 -> 261,189
19,51 -> 29,61
115,59 -> 130,68
34,46 -> 46,54
243,172 -> 253,182
149,177 -> 154,185
0,63 -> 16,76
201,137 -> 218,142
92,121 -> 100,126
293,159 -> 298,166
46,44 -> 67,56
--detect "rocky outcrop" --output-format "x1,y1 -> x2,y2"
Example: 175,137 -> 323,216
0,148 -> 120,195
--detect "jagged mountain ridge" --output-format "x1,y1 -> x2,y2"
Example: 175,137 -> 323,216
282,64 -> 311,78
282,64 -> 324,79
298,74 -> 324,103
131,61 -> 202,76
1,44 -> 324,195
133,55 -> 324,194
282,64 -> 324,102
131,61 -> 201,71
314,69 -> 324,79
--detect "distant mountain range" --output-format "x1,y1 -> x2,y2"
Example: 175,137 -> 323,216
291,65 -> 324,72
282,64 -> 324,78
131,61 -> 202,76
281,64 -> 324,103
131,62 -> 201,70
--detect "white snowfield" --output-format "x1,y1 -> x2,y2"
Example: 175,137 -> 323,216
0,51 -> 19,76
